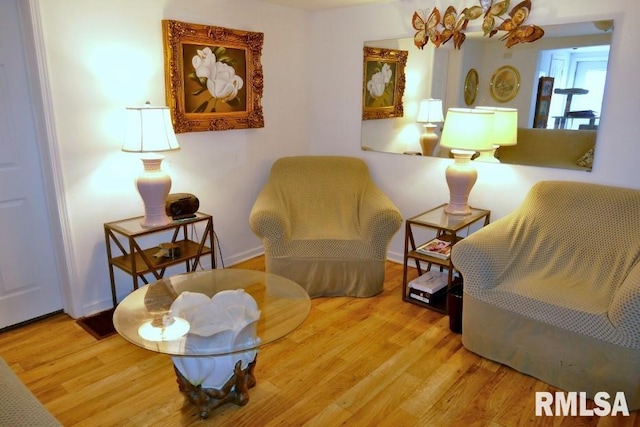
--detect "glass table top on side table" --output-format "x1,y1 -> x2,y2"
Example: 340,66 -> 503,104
113,268 -> 311,418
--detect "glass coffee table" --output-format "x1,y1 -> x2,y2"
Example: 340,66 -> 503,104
113,268 -> 310,418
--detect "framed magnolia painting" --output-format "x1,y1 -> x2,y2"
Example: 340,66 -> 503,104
162,20 -> 264,133
362,46 -> 407,120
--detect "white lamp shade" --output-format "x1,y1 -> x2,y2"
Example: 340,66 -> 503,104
416,98 -> 444,123
476,106 -> 518,146
123,104 -> 180,153
440,108 -> 494,152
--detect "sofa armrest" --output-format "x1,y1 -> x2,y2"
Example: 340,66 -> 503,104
451,215 -> 516,293
609,261 -> 640,349
358,184 -> 402,245
0,357 -> 61,426
249,184 -> 291,242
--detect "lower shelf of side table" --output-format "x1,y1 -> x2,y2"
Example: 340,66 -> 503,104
403,291 -> 448,313
110,239 -> 211,275
403,273 -> 462,314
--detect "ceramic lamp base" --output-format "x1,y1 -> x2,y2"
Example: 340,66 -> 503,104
420,124 -> 439,156
475,145 -> 500,163
137,155 -> 172,228
444,149 -> 477,216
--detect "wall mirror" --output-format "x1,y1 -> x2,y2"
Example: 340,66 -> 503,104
361,20 -> 614,171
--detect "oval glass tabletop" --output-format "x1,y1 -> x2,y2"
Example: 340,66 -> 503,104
113,269 -> 311,356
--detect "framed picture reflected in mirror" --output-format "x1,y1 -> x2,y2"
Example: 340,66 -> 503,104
489,65 -> 520,103
464,68 -> 479,106
362,46 -> 408,120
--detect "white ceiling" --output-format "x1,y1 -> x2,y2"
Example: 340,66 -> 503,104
259,0 -> 399,11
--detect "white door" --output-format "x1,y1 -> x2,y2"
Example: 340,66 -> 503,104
0,0 -> 64,328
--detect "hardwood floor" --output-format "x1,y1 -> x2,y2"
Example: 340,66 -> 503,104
1,257 -> 638,426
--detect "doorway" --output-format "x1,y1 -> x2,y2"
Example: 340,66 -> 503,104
534,44 -> 610,129
0,0 -> 68,328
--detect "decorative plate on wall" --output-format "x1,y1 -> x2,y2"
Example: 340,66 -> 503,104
464,68 -> 479,106
489,65 -> 520,103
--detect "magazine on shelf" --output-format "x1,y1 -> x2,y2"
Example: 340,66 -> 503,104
408,270 -> 448,295
415,238 -> 452,259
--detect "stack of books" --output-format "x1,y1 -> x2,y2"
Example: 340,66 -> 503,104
415,238 -> 452,259
408,270 -> 448,304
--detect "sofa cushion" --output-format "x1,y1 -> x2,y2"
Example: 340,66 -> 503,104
479,278 -> 621,348
575,147 -> 595,168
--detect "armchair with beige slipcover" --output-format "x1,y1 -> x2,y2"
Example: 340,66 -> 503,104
250,156 -> 402,298
452,181 -> 640,410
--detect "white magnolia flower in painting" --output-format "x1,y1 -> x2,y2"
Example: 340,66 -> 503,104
192,47 -> 217,78
380,63 -> 392,84
367,63 -> 392,99
207,62 -> 244,102
191,47 -> 243,103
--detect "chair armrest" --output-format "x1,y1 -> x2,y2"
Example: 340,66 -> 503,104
451,215 -> 515,293
249,184 -> 291,241
609,261 -> 640,349
359,184 -> 402,245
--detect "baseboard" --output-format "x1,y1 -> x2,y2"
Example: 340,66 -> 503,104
82,247 -> 399,319
222,247 -> 265,268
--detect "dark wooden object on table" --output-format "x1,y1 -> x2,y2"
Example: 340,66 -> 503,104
174,359 -> 257,419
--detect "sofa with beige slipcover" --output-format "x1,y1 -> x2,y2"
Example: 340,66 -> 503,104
497,128 -> 596,171
0,357 -> 61,426
452,181 -> 640,410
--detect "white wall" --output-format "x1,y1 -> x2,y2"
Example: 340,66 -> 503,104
309,0 -> 640,261
36,0 -> 640,316
37,0 -> 311,314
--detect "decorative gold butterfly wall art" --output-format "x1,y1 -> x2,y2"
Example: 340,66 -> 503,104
412,0 -> 544,50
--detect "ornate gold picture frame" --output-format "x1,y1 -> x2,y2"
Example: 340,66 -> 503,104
489,65 -> 520,103
162,20 -> 264,133
362,46 -> 407,120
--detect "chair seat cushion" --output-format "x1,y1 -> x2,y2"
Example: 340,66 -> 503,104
472,276 -> 631,348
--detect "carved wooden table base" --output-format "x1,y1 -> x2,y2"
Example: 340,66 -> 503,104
174,357 -> 257,419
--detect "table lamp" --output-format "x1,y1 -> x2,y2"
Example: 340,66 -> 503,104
416,98 -> 445,156
440,108 -> 494,215
123,102 -> 180,228
474,106 -> 518,163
